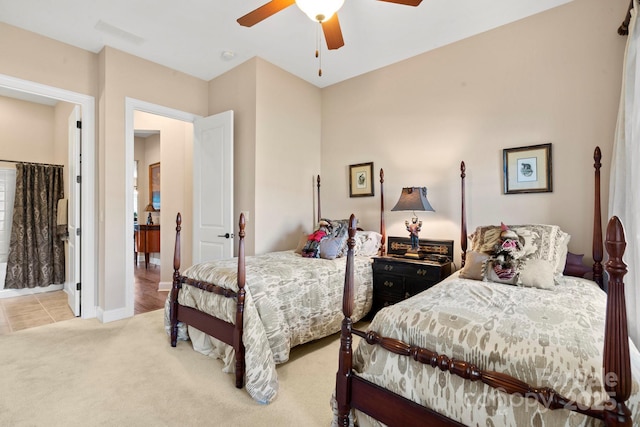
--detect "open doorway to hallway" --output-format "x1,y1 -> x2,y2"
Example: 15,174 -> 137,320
126,100 -> 193,314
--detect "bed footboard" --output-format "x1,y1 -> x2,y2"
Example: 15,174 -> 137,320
169,212 -> 247,389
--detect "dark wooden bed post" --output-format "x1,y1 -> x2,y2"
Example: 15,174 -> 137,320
170,213 -> 182,347
460,161 -> 467,268
603,216 -> 632,426
317,175 -> 322,221
234,213 -> 247,389
379,169 -> 386,256
593,147 -> 604,288
336,214 -> 358,426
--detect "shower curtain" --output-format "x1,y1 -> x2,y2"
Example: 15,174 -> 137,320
4,163 -> 64,289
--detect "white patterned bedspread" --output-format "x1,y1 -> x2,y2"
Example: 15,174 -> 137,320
334,273 -> 640,426
165,250 -> 373,404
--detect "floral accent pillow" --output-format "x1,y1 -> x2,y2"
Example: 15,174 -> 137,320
469,223 -> 570,278
464,223 -> 559,289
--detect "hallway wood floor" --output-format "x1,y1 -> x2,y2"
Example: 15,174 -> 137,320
0,264 -> 167,335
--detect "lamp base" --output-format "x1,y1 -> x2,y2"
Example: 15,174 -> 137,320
402,248 -> 427,260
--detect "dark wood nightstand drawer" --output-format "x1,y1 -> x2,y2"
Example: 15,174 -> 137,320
373,273 -> 405,297
371,256 -> 452,317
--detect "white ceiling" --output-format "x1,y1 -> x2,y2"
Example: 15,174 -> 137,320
0,0 -> 573,89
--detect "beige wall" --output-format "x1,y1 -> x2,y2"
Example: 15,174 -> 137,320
0,23 -> 98,98
98,47 -> 208,313
254,59 -> 322,253
0,96 -> 55,162
208,57 -> 322,254
208,58 -> 259,254
321,0 -> 627,265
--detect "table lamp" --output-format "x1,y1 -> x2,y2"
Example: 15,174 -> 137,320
391,187 -> 434,258
144,203 -> 157,225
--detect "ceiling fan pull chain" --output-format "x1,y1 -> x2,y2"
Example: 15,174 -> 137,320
316,22 -> 322,77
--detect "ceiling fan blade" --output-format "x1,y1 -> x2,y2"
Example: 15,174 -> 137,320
322,14 -> 344,50
377,0 -> 422,6
237,0 -> 296,27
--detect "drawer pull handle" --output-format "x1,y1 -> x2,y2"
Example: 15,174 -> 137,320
383,281 -> 394,287
417,269 -> 428,276
384,265 -> 394,271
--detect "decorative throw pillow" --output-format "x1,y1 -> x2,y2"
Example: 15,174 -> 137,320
518,258 -> 556,289
482,258 -> 555,289
483,259 -> 519,285
471,223 -> 557,289
458,251 -> 490,280
320,218 -> 350,257
320,236 -> 344,260
470,223 -> 569,279
354,230 -> 382,257
554,232 -> 571,275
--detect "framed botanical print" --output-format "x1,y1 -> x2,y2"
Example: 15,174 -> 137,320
349,162 -> 374,197
503,144 -> 552,194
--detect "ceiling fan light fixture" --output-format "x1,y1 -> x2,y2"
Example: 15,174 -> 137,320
295,0 -> 345,23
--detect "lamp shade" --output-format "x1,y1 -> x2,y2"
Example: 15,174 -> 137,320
295,0 -> 345,22
144,203 -> 157,213
391,187 -> 435,212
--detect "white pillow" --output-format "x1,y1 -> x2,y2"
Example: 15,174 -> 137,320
354,230 -> 382,257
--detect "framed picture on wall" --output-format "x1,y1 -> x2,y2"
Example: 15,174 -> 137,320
349,162 -> 374,197
149,162 -> 161,210
503,143 -> 552,194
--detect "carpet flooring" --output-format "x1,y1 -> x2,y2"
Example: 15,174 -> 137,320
0,309 -> 358,426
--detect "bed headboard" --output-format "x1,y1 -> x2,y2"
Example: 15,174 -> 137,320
460,146 -> 604,289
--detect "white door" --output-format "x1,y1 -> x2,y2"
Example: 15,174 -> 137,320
192,111 -> 234,263
66,106 -> 81,316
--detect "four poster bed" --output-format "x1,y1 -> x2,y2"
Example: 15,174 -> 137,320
334,147 -> 639,426
167,172 -> 388,404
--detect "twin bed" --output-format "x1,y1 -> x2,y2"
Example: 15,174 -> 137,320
167,146 -> 638,425
334,147 -> 639,426
167,173 -> 386,404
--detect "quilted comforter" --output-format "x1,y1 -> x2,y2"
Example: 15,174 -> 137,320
333,273 -> 640,426
165,250 -> 373,404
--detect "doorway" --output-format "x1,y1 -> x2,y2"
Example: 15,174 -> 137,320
125,99 -> 234,316
0,74 -> 96,319
125,98 -> 197,315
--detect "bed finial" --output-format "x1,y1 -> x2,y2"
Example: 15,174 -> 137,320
460,161 -> 467,268
593,146 -> 603,288
603,216 -> 632,424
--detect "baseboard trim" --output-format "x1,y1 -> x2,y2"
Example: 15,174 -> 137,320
158,281 -> 171,291
97,306 -> 133,323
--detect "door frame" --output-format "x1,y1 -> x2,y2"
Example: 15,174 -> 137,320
0,73 -> 97,319
124,97 -> 199,315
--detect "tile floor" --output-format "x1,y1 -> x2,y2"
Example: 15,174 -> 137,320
0,263 -> 167,336
0,290 -> 75,335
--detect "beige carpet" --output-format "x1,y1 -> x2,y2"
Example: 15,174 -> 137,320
0,309 -> 360,426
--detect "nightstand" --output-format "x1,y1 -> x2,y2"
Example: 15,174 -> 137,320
371,256 -> 452,317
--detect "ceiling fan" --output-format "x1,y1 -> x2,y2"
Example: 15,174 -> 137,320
237,0 -> 423,51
